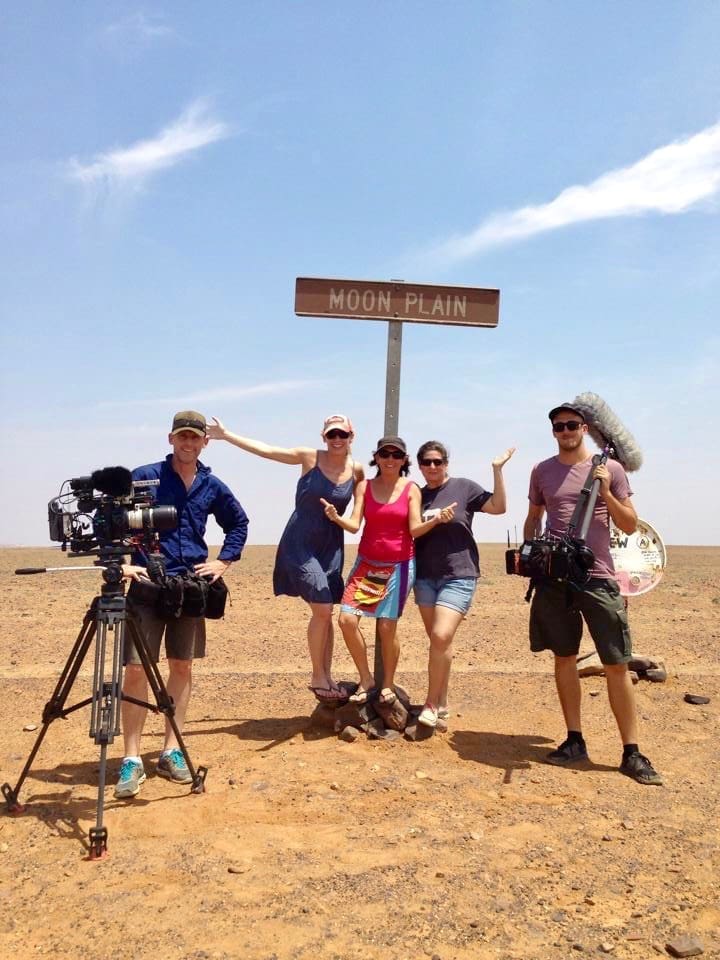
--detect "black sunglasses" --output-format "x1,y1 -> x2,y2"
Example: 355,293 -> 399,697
325,429 -> 350,440
419,458 -> 447,467
552,420 -> 583,432
376,449 -> 406,460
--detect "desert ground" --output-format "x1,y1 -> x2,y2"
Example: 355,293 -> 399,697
0,543 -> 718,960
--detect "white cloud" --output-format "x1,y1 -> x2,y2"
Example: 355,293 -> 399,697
428,120 -> 720,264
67,99 -> 229,192
97,380 -> 325,410
104,12 -> 175,44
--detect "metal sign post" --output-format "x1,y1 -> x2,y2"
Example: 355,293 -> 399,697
295,276 -> 500,686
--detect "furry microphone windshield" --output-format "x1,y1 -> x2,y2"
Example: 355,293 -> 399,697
572,392 -> 643,472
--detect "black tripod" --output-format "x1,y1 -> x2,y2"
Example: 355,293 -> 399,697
2,549 -> 207,860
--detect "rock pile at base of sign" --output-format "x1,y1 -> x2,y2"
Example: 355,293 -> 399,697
309,684 -> 447,741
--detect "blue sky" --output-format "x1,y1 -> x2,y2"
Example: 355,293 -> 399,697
2,2 -> 719,548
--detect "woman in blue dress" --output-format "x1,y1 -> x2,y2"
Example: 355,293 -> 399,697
207,414 -> 364,702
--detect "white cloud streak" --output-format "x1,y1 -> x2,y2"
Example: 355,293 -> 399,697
97,380 -> 325,410
67,99 -> 229,191
429,121 -> 720,264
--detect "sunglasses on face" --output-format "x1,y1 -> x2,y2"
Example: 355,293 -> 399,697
376,449 -> 406,460
325,429 -> 350,440
552,420 -> 583,432
419,458 -> 447,467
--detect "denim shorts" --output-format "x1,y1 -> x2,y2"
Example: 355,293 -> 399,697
413,576 -> 477,615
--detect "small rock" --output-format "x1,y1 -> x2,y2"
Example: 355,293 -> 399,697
666,934 -> 704,957
684,693 -> 710,705
0,842 -> 9,853
23,724 -> 38,732
415,770 -> 430,779
600,943 -> 615,954
602,834 -> 613,841
468,831 -> 482,841
589,690 -> 600,697
469,920 -> 480,929
227,863 -> 250,874
339,726 -> 360,742
329,782 -> 340,791
621,820 -> 634,830
626,930 -> 643,941
435,870 -> 446,879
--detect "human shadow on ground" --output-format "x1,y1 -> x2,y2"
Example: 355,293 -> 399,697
449,729 -> 618,782
181,712 -> 336,750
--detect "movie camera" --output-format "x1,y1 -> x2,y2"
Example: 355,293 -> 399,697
506,391 -> 644,592
47,466 -> 177,556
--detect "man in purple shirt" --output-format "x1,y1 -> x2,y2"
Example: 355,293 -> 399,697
523,402 -> 662,785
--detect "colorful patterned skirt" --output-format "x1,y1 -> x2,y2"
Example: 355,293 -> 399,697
340,555 -> 415,620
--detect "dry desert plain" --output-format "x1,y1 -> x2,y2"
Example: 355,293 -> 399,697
0,543 -> 718,960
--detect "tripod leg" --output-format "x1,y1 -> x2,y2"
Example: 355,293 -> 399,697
125,618 -> 207,794
2,610 -> 97,813
87,743 -> 109,860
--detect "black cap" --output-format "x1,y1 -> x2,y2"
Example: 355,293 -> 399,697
548,403 -> 585,422
375,435 -> 407,453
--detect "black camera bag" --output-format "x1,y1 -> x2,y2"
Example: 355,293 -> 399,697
204,577 -> 229,619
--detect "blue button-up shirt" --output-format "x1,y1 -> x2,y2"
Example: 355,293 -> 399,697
131,455 -> 248,574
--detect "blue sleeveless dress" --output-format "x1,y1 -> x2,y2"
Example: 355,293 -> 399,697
273,463 -> 354,604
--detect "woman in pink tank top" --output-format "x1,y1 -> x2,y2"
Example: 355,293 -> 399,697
322,435 -> 456,706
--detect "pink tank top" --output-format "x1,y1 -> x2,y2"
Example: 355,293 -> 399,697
359,481 -> 415,563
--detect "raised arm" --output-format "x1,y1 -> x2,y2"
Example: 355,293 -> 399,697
321,480 -> 367,534
481,447 -> 515,515
207,417 -> 314,467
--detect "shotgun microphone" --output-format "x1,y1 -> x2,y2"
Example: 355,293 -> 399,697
572,392 -> 643,472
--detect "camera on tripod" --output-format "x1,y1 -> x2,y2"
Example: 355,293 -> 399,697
48,466 -> 177,556
506,535 -> 595,587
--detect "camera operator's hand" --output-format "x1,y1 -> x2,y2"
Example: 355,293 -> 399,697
592,463 -> 611,499
122,564 -> 152,582
194,558 -> 230,583
206,417 -> 228,441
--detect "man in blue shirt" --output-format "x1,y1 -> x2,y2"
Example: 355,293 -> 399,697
116,410 -> 248,799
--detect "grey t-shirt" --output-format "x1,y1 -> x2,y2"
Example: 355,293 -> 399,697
528,456 -> 633,579
415,477 -> 492,581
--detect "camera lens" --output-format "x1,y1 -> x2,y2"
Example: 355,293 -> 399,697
125,505 -> 177,533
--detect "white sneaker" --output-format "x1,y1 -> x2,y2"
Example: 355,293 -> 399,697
417,704 -> 438,728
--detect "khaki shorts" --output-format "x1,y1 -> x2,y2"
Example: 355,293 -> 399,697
529,578 -> 631,665
124,602 -> 207,665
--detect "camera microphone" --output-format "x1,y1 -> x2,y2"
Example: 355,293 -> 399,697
90,466 -> 133,497
571,392 -> 643,472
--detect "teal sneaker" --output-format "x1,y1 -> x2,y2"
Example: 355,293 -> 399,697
157,748 -> 193,784
114,758 -> 146,799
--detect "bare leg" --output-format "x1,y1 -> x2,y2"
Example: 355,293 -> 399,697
605,663 -> 639,745
419,605 -> 464,708
163,658 -> 193,751
306,602 -> 334,688
338,612 -> 374,691
121,664 -> 149,757
377,618 -> 400,693
554,654 -> 582,732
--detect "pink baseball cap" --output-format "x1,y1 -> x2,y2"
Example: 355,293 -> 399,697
322,413 -> 354,436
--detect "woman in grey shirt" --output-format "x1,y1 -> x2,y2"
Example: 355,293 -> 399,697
414,440 -> 515,728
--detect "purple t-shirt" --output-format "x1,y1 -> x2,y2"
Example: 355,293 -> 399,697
528,456 -> 633,579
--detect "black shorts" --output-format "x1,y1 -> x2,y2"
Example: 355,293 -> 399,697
124,602 -> 206,665
529,578 -> 631,665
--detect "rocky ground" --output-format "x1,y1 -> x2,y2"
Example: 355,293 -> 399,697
0,544 -> 718,960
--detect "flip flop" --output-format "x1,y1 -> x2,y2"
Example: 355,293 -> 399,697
308,685 -> 348,705
349,686 -> 377,705
377,689 -> 397,706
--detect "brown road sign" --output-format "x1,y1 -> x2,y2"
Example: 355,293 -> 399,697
295,277 -> 499,327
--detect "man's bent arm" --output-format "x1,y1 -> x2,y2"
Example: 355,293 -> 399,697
524,503 -> 545,540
